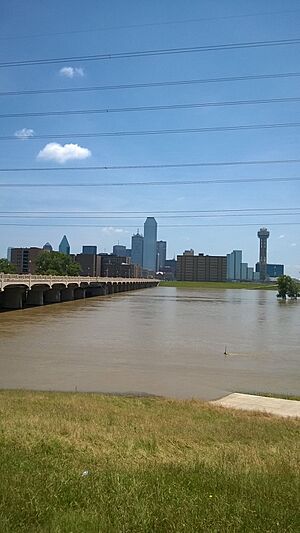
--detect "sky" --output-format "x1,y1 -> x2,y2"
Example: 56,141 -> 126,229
0,0 -> 299,276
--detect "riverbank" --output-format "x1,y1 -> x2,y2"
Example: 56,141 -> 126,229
160,281 -> 277,289
0,391 -> 298,532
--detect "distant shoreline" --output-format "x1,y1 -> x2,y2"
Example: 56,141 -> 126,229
159,281 -> 277,290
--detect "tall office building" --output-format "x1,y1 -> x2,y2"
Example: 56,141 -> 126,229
113,245 -> 127,257
43,242 -> 53,252
59,235 -> 70,255
143,217 -> 157,272
157,240 -> 167,271
82,245 -> 97,255
226,250 -> 242,281
131,232 -> 144,267
257,227 -> 270,281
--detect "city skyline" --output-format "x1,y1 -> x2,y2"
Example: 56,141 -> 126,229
0,0 -> 299,276
6,222 -> 286,282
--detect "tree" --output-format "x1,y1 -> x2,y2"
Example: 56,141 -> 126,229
36,251 -> 81,276
277,275 -> 300,300
0,258 -> 16,274
287,279 -> 300,299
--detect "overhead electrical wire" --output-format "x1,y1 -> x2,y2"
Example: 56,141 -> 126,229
1,38 -> 300,69
3,121 -> 300,141
2,207 -> 299,214
1,95 -> 300,119
0,213 -> 299,220
1,176 -> 299,188
1,8 -> 300,41
1,72 -> 300,98
0,222 -> 299,228
1,158 -> 300,172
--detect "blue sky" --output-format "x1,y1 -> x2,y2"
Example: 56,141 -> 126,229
0,0 -> 299,275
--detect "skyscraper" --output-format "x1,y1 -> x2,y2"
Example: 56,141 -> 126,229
257,227 -> 270,281
113,245 -> 127,257
82,245 -> 97,255
143,218 -> 157,272
226,250 -> 242,281
157,240 -> 167,271
59,235 -> 70,255
43,242 -> 53,252
131,232 -> 144,267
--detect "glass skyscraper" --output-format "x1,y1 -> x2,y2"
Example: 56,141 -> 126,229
82,246 -> 97,254
131,232 -> 144,267
143,217 -> 157,272
157,240 -> 167,271
59,235 -> 70,255
226,250 -> 242,280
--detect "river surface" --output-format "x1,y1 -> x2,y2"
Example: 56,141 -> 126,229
0,287 -> 299,400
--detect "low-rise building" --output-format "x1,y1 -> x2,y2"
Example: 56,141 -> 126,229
176,252 -> 227,281
100,254 -> 137,278
10,247 -> 43,274
75,254 -> 101,276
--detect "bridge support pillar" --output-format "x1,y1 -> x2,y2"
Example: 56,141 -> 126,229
44,288 -> 61,304
26,289 -> 44,306
2,288 -> 24,309
107,284 -> 113,294
61,288 -> 74,302
74,288 -> 85,299
91,286 -> 106,296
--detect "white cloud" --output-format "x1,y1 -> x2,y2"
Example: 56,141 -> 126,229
278,234 -> 285,239
59,66 -> 85,78
291,243 -> 297,247
102,227 -> 126,235
14,128 -> 34,140
37,142 -> 91,164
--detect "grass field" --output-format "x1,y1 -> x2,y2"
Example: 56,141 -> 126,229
0,391 -> 299,532
160,281 -> 277,290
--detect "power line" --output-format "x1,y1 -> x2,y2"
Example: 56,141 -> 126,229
1,71 -> 300,98
1,213 -> 299,219
0,222 -> 299,227
1,38 -> 300,69
0,176 -> 299,188
2,207 -> 299,214
3,121 -> 300,141
1,158 -> 300,172
2,9 -> 300,41
2,96 -> 300,120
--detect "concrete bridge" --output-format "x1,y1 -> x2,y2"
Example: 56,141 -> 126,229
0,274 -> 158,310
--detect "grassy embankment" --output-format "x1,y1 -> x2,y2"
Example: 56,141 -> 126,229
160,280 -> 277,290
0,391 -> 299,532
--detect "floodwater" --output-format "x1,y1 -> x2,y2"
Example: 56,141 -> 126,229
0,287 -> 299,400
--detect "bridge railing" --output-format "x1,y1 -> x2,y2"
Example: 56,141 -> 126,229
0,273 -> 156,288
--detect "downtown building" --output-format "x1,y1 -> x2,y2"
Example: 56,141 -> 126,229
176,251 -> 227,282
10,247 -> 43,274
131,232 -> 144,267
75,254 -> 101,277
143,217 -> 157,273
157,240 -> 167,271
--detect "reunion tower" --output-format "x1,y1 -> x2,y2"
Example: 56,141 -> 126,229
257,227 -> 270,282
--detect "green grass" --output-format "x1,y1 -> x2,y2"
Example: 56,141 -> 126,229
160,280 -> 277,290
0,391 -> 299,532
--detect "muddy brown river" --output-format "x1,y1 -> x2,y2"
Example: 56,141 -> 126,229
0,287 -> 299,400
